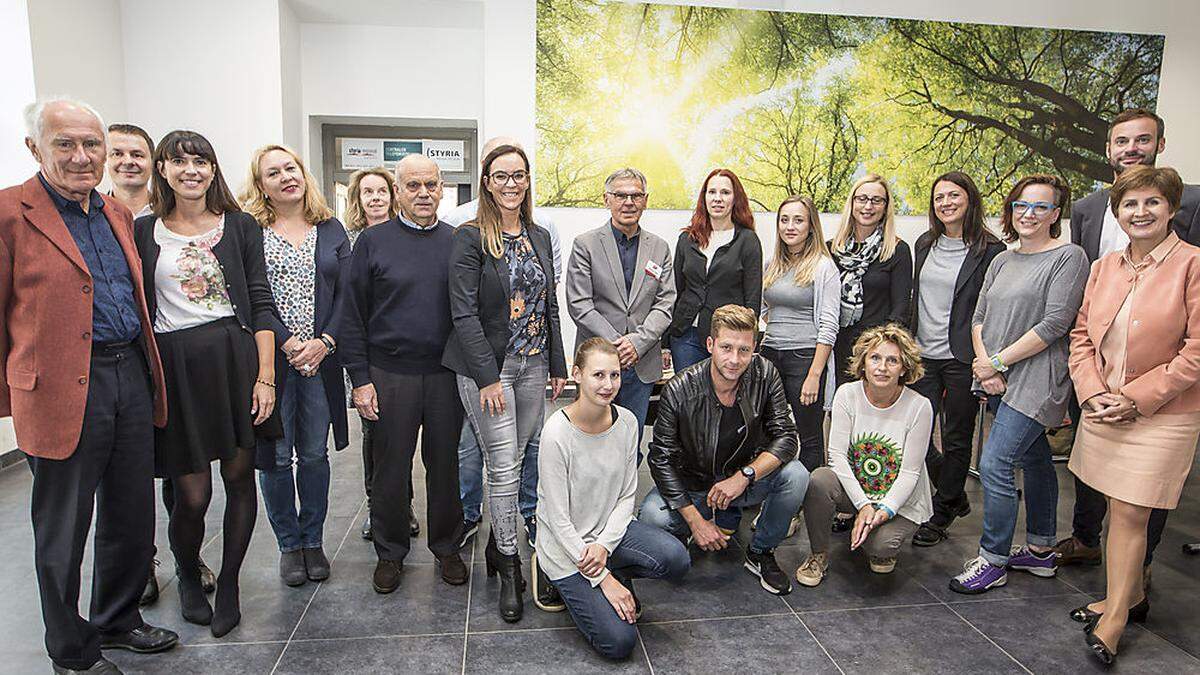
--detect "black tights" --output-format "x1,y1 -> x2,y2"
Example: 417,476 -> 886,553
168,447 -> 257,628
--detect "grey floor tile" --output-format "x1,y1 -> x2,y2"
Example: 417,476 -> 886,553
107,642 -> 286,675
464,628 -> 650,674
275,634 -> 463,674
775,545 -> 941,612
629,544 -> 793,622
639,614 -> 840,673
467,562 -> 577,633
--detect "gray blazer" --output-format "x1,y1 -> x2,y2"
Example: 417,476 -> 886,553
1071,183 -> 1200,262
566,222 -> 676,384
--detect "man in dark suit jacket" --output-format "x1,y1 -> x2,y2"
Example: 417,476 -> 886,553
1058,108 -> 1200,579
2,99 -> 177,674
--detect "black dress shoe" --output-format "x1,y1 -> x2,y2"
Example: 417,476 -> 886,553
303,546 -> 331,581
1085,625 -> 1117,666
361,514 -> 373,540
99,622 -> 179,654
52,657 -> 122,674
912,522 -> 949,547
1069,597 -> 1149,625
373,560 -> 403,594
139,564 -> 160,607
437,553 -> 469,585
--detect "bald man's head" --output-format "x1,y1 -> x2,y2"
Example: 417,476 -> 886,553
480,136 -> 523,166
394,153 -> 443,226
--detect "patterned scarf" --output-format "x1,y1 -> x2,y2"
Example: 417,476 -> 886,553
835,227 -> 883,328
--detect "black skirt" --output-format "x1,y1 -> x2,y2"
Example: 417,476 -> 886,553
154,316 -> 282,477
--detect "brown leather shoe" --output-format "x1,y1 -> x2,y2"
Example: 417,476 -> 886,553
1052,537 -> 1102,566
373,560 -> 403,594
437,553 -> 469,585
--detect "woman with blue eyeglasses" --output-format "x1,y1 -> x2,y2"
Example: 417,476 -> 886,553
949,174 -> 1089,594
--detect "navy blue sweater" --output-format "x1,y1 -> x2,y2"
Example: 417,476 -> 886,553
340,218 -> 454,385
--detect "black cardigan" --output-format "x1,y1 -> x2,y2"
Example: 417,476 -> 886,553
668,226 -> 763,342
133,210 -> 279,336
830,237 -> 912,339
909,231 -> 1006,364
442,223 -> 567,387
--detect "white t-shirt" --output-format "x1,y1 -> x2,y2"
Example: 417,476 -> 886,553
826,381 -> 934,524
1098,205 -> 1130,259
152,217 -> 235,333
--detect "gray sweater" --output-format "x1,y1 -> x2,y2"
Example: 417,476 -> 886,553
762,256 -> 841,350
972,244 -> 1089,427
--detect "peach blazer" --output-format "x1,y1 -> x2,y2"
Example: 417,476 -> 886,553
1069,232 -> 1200,417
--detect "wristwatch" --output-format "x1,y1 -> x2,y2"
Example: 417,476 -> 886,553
319,335 -> 336,354
740,465 -> 756,486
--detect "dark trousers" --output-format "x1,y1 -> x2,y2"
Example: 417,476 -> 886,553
1066,398 -> 1169,565
369,367 -> 464,561
361,417 -> 414,511
27,343 -> 155,670
760,346 -> 827,471
911,358 -> 978,526
832,325 -> 864,389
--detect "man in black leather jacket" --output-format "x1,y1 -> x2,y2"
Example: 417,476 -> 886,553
639,305 -> 810,595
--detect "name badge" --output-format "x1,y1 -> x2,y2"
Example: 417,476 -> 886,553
644,260 -> 664,281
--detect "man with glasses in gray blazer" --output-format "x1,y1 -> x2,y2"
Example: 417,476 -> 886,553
566,168 -> 676,456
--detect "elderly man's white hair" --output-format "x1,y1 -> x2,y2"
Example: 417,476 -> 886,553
23,96 -> 106,142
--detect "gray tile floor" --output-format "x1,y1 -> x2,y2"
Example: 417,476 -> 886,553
3,418 -> 1200,674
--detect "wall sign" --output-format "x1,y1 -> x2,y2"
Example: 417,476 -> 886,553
340,138 -> 467,173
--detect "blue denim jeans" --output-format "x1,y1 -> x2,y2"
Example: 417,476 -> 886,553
637,460 -> 809,552
551,520 -> 690,660
458,420 -> 540,523
259,368 -> 332,552
977,397 -> 1058,566
668,325 -> 708,374
615,367 -> 653,462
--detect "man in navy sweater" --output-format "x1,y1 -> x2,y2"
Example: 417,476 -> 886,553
340,153 -> 466,593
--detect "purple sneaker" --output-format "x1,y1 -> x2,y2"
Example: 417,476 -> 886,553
949,556 -> 1008,594
1007,545 -> 1057,578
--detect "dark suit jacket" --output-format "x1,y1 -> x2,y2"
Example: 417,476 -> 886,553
910,231 -> 1006,363
1071,183 -> 1200,261
1,175 -> 167,459
442,223 -> 567,387
259,218 -> 350,455
668,226 -> 763,342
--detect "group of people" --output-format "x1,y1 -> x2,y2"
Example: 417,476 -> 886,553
2,98 -> 1198,674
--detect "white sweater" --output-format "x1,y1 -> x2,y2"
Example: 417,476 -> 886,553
536,405 -> 639,586
826,382 -> 934,524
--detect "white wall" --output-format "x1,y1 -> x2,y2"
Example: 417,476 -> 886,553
119,0 -> 286,191
26,0 -> 128,128
280,0 -> 304,150
1,0 -> 37,187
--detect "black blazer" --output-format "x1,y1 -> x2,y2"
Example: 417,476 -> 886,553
668,226 -> 763,342
133,210 -> 278,335
830,237 -> 913,338
259,218 -> 350,454
442,223 -> 567,387
1071,184 -> 1200,262
909,231 -> 1005,364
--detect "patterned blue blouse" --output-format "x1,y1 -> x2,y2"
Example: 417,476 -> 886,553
503,229 -> 548,357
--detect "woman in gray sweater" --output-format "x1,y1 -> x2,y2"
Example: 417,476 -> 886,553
535,338 -> 690,659
949,174 -> 1089,595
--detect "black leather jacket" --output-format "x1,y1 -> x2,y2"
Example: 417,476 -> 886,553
647,355 -> 797,510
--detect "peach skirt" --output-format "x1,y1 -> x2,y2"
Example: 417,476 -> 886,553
1070,412 -> 1200,509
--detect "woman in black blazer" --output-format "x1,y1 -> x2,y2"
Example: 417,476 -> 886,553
133,130 -> 280,638
667,168 -> 763,372
909,171 -> 1005,547
241,144 -> 349,588
442,144 -> 567,623
829,173 -> 912,388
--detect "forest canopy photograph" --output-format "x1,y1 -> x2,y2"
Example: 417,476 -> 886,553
535,0 -> 1165,213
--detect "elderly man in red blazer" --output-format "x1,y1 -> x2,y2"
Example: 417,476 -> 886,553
1,98 -> 177,675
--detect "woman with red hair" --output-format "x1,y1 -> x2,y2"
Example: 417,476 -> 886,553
666,169 -> 763,372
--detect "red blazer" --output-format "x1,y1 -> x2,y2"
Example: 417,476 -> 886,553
0,175 -> 167,459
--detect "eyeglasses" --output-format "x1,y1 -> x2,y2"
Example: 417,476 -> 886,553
488,170 -> 529,186
606,191 -> 647,203
852,195 -> 887,206
1011,200 -> 1057,217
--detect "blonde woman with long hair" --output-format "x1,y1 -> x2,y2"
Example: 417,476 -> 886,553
829,174 -> 912,389
241,144 -> 350,588
760,196 -> 840,470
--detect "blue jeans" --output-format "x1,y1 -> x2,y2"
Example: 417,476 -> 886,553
615,367 -> 653,462
552,520 -> 690,660
637,460 -> 810,552
259,369 -> 332,552
668,326 -> 708,374
458,420 -> 540,523
977,397 -> 1058,566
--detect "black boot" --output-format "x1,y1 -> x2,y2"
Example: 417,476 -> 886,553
485,534 -> 524,623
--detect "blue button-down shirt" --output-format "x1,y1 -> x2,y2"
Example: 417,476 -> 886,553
610,222 -> 640,294
39,174 -> 142,343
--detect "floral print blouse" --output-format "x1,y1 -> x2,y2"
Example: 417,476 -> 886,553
503,229 -> 548,357
263,226 -> 317,342
152,217 -> 235,333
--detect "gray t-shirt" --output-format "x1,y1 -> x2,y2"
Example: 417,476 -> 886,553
917,236 -> 969,360
762,279 -> 818,350
972,244 -> 1089,427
